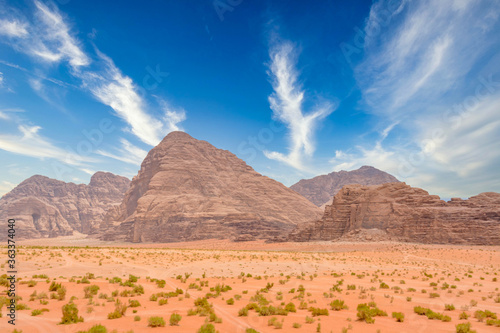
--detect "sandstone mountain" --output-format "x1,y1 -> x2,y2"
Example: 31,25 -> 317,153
290,166 -> 399,207
288,182 -> 500,245
0,172 -> 130,239
102,131 -> 323,243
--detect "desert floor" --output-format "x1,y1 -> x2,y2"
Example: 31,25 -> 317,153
1,238 -> 499,333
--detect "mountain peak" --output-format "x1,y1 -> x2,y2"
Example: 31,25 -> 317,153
158,131 -> 194,145
291,166 -> 400,206
106,132 -> 322,243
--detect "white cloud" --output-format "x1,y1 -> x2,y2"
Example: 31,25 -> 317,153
79,51 -> 179,146
96,138 -> 148,165
0,181 -> 16,197
0,124 -> 97,166
0,19 -> 28,38
335,0 -> 500,197
264,41 -> 336,170
0,1 -> 187,148
32,0 -> 90,68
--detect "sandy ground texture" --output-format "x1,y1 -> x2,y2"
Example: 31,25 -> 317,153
1,238 -> 499,333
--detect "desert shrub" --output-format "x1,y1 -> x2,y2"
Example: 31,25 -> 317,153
148,316 -> 166,327
197,323 -> 216,333
226,298 -> 234,305
456,322 -> 476,333
330,299 -> 348,311
474,309 -> 497,322
445,304 -> 456,311
238,307 -> 249,316
87,324 -> 108,333
59,303 -> 83,324
308,307 -> 329,316
356,303 -> 387,323
293,322 -> 302,328
107,300 -> 127,319
128,299 -> 141,307
84,285 -> 100,298
49,282 -> 62,292
357,304 -> 375,323
285,302 -> 296,312
16,303 -> 30,310
392,312 -> 404,322
169,313 -> 182,326
459,312 -> 470,319
31,309 -> 49,316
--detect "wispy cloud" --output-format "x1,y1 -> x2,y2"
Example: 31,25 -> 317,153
0,18 -> 28,38
334,0 -> 500,197
96,138 -> 148,165
31,0 -> 90,68
0,181 -> 16,197
79,50 -> 185,146
264,41 -> 336,170
0,1 -> 186,148
0,123 -> 97,166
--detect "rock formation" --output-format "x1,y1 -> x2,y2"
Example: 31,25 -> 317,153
288,182 -> 500,245
103,131 -> 322,242
290,166 -> 399,207
0,172 -> 130,239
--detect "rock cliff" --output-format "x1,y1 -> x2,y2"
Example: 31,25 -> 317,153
288,182 -> 500,245
103,131 -> 322,242
0,172 -> 130,239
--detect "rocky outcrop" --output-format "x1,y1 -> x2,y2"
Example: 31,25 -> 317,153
288,182 -> 500,245
290,166 -> 399,206
103,131 -> 322,243
0,172 -> 130,239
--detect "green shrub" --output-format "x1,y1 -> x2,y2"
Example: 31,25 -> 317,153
330,299 -> 348,311
285,302 -> 296,313
84,285 -> 100,298
392,312 -> 404,322
308,307 -> 329,316
169,313 -> 182,326
107,300 -> 127,319
148,316 -> 166,327
128,299 -> 141,307
456,322 -> 476,333
459,312 -> 469,319
59,303 -> 83,324
197,323 -> 216,333
445,304 -> 456,311
88,324 -> 108,333
238,307 -> 249,316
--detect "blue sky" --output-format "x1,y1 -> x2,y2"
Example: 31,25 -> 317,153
0,0 -> 499,199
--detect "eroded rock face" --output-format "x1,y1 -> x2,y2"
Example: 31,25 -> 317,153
104,131 -> 322,243
0,172 -> 130,239
290,166 -> 400,207
288,182 -> 500,245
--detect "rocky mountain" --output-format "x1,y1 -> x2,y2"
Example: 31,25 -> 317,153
0,172 -> 130,239
102,131 -> 323,243
288,182 -> 500,245
290,166 -> 400,206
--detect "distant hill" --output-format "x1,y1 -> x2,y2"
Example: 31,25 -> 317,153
0,172 -> 130,239
290,165 -> 399,206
